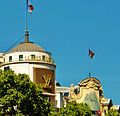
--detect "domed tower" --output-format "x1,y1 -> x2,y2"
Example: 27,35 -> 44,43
0,30 -> 56,104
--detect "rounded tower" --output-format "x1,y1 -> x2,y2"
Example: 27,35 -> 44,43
0,31 -> 56,104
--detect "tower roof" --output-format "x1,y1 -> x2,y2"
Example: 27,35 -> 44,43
5,30 -> 50,54
8,42 -> 45,53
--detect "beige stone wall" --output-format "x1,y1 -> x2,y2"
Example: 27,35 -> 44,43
68,77 -> 113,115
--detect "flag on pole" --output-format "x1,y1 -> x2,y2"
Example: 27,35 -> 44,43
27,0 -> 34,13
89,49 -> 95,59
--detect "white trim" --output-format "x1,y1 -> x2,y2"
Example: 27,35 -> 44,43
43,92 -> 56,96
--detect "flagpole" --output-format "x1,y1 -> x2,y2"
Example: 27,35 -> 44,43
25,0 -> 29,43
88,48 -> 95,77
88,47 -> 91,77
25,0 -> 28,31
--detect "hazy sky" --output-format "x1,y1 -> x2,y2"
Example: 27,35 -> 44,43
0,0 -> 120,105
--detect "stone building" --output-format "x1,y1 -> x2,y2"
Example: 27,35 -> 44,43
58,77 -> 114,116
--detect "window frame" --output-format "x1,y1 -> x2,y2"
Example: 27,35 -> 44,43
9,56 -> 12,62
19,55 -> 23,61
42,55 -> 45,61
31,54 -> 35,60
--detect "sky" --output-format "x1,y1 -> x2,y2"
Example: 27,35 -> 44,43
0,0 -> 120,105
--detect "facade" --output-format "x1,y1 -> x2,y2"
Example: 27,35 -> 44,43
56,77 -> 116,116
68,77 -> 112,116
0,31 -> 56,105
69,77 -> 102,112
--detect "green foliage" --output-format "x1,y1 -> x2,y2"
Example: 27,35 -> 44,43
0,70 -> 53,116
107,109 -> 120,116
58,101 -> 92,116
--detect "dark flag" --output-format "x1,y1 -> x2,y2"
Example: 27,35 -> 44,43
89,49 -> 95,59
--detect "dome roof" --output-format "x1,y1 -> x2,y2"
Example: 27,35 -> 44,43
6,31 -> 49,54
8,42 -> 45,53
78,77 -> 101,86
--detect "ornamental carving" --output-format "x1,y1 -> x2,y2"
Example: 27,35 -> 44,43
69,77 -> 103,101
79,77 -> 103,91
69,84 -> 81,100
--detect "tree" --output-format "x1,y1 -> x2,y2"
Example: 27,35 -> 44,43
0,70 -> 53,116
107,109 -> 120,116
58,101 -> 92,116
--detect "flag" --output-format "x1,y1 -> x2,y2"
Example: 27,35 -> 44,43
27,0 -> 34,13
89,49 -> 95,59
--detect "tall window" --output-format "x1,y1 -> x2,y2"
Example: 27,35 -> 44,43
9,56 -> 12,62
31,55 -> 35,60
19,55 -> 23,61
42,55 -> 45,61
3,58 -> 5,63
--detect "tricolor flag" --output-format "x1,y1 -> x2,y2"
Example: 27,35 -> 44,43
27,0 -> 34,13
89,49 -> 95,59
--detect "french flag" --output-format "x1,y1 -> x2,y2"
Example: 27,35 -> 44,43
27,0 -> 34,13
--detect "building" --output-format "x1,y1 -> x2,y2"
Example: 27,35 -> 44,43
0,30 -> 56,105
55,82 -> 70,110
68,77 -> 114,116
56,77 -> 117,116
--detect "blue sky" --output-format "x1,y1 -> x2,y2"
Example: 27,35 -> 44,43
0,0 -> 120,105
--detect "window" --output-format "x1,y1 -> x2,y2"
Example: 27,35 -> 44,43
42,55 -> 45,61
31,55 -> 35,60
19,55 -> 23,61
9,56 -> 12,62
4,66 -> 10,71
3,58 -> 5,63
